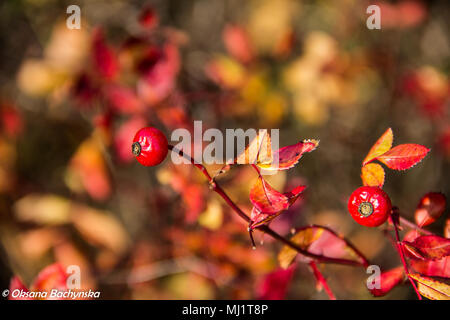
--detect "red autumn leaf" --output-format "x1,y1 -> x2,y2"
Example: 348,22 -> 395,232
363,128 -> 394,166
306,228 -> 366,264
411,256 -> 450,278
223,24 -> 254,64
403,235 -> 450,261
414,192 -> 446,227
250,177 -> 289,214
368,266 -> 404,297
361,163 -> 385,187
9,263 -> 69,300
31,263 -> 68,293
376,144 -> 430,170
376,1 -> 427,29
256,266 -> 295,300
258,139 -> 319,171
72,73 -> 99,107
137,43 -> 180,106
1,102 -> 23,138
105,84 -> 143,114
284,185 -> 307,205
249,207 -> 280,230
249,184 -> 305,230
138,7 -> 159,30
156,104 -> 190,130
182,184 -> 206,223
278,226 -> 366,268
217,132 -> 312,176
92,28 -> 119,80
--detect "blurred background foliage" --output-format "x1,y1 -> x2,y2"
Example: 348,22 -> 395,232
0,0 -> 448,299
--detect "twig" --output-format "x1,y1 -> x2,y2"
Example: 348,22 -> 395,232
398,216 -> 433,236
168,145 -> 368,267
389,213 -> 422,300
309,261 -> 336,300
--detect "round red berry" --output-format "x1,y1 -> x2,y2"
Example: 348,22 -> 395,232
348,186 -> 392,227
132,127 -> 168,166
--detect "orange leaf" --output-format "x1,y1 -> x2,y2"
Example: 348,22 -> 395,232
376,144 -> 430,170
69,137 -> 111,200
445,219 -> 450,238
361,163 -> 385,187
409,274 -> 450,300
249,177 -> 289,214
363,128 -> 393,166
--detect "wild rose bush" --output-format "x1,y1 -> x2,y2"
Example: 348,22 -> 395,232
0,1 -> 448,299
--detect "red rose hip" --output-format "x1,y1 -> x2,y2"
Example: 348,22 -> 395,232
132,127 -> 168,166
348,186 -> 392,227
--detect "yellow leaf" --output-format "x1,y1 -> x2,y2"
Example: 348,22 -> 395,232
233,130 -> 273,165
278,228 -> 324,269
361,163 -> 385,187
70,205 -> 129,254
259,91 -> 287,127
14,194 -> 71,225
410,273 -> 450,300
293,94 -> 329,126
198,200 -> 223,230
363,128 -> 393,166
206,55 -> 246,89
247,0 -> 295,53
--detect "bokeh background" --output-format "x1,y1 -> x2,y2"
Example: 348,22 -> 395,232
0,0 -> 448,299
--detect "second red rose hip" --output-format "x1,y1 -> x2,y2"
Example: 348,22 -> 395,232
348,186 -> 392,227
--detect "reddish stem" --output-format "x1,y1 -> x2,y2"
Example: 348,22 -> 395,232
389,214 -> 422,300
309,261 -> 336,300
168,145 -> 369,267
398,216 -> 433,236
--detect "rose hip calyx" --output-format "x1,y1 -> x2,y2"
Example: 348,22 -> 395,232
358,201 -> 374,217
132,142 -> 142,156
